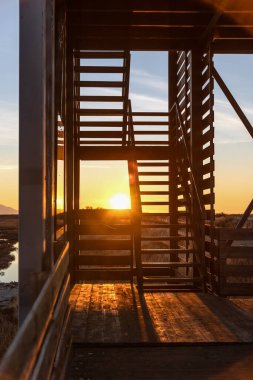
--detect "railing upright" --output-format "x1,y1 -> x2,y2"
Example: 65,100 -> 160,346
127,100 -> 143,289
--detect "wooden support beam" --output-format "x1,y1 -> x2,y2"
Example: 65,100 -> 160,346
213,67 -> 253,139
19,0 -> 48,323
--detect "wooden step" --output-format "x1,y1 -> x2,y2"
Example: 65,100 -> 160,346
142,262 -> 196,267
138,172 -> 169,176
76,239 -> 132,250
137,162 -> 169,167
141,236 -> 193,241
141,212 -> 188,217
75,66 -> 125,73
76,96 -> 124,102
74,269 -> 132,281
142,276 -> 202,283
75,255 -> 132,266
141,224 -> 188,228
142,267 -> 195,276
75,80 -> 124,87
75,224 -> 132,235
139,181 -> 170,185
79,131 -> 123,138
141,248 -> 194,254
79,146 -> 172,160
77,109 -> 124,116
78,121 -> 124,127
141,201 -> 170,206
74,52 -> 126,59
140,191 -> 170,195
141,284 -> 201,292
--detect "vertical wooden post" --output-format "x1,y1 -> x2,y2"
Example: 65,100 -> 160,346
169,52 -> 178,255
190,50 -> 205,280
19,0 -> 55,323
65,23 -> 75,281
66,24 -> 74,273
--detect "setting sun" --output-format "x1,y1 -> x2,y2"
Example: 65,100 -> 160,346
110,193 -> 131,209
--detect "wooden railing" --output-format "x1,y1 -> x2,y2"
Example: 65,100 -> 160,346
205,225 -> 253,296
0,243 -> 71,380
170,102 -> 206,284
127,99 -> 143,288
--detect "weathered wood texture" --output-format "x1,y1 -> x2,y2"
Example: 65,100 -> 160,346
70,282 -> 253,343
70,345 -> 253,380
67,0 -> 253,52
210,228 -> 253,296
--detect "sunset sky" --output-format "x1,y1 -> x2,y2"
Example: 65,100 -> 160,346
0,0 -> 253,214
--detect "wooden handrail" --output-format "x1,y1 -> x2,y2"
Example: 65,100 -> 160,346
173,102 -> 205,217
127,99 -> 143,288
227,198 -> 253,246
169,102 -> 206,279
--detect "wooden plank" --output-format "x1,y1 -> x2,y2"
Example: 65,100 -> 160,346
69,0 -> 253,12
74,51 -> 126,59
30,275 -> 70,380
76,224 -> 132,235
77,239 -> 132,250
75,255 -> 132,266
75,66 -> 125,73
225,265 -> 253,277
74,269 -> 132,281
75,80 -> 124,87
76,95 -> 124,102
219,228 -> 253,240
227,246 -> 253,258
220,284 -> 253,296
0,243 -> 69,380
78,146 -> 172,160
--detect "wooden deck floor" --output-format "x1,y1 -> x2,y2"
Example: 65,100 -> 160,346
69,282 -> 253,344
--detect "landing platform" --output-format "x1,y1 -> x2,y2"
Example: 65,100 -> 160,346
69,282 -> 253,344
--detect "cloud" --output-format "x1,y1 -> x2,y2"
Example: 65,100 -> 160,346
0,100 -> 18,146
131,69 -> 168,93
0,165 -> 17,171
214,97 -> 253,145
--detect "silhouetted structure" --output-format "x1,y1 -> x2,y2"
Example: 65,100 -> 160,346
1,1 -> 253,379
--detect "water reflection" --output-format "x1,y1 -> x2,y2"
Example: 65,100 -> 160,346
0,243 -> 18,283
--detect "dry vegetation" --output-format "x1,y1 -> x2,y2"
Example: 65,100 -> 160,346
0,298 -> 18,358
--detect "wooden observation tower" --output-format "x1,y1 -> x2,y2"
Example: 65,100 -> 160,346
1,1 -> 253,379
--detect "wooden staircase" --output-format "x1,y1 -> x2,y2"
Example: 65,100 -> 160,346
73,50 -> 204,290
127,103 -> 204,291
74,209 -> 134,280
74,50 -> 130,149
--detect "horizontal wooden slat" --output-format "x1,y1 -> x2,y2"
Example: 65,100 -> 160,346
69,0 -> 253,12
141,201 -> 170,206
76,224 -> 132,235
75,255 -> 132,266
76,95 -> 124,102
226,246 -> 253,258
75,66 -> 125,73
77,109 -> 124,116
75,80 -> 124,87
77,239 -> 132,250
219,228 -> 253,241
74,269 -> 132,281
78,146 -> 172,160
140,191 -> 169,195
225,265 -> 253,276
74,51 -> 126,59
75,208 -> 132,219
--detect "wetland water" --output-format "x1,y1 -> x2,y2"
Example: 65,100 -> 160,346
1,243 -> 18,282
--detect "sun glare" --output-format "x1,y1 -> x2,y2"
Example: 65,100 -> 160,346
110,193 -> 131,209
